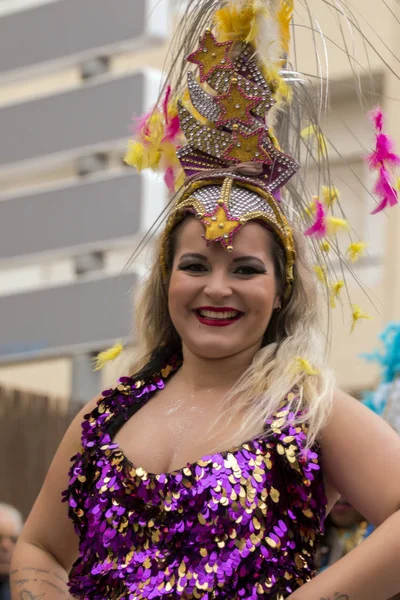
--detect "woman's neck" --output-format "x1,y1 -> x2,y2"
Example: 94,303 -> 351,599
176,343 -> 259,393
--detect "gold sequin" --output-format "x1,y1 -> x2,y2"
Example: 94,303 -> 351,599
270,487 -> 280,503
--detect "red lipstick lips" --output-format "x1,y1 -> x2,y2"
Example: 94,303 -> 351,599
194,306 -> 243,327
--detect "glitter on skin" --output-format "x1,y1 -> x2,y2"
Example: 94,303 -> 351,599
63,358 -> 327,599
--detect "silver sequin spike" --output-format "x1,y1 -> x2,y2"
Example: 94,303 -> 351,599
187,72 -> 222,123
177,102 -> 232,158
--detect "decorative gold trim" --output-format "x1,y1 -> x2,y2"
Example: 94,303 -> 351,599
160,178 -> 295,298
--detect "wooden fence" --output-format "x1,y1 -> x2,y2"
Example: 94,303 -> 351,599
0,386 -> 82,519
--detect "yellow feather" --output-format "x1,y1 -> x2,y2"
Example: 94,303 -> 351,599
301,125 -> 327,158
94,341 -> 124,371
167,97 -> 179,121
267,129 -> 281,150
316,133 -> 328,158
320,240 -> 330,253
213,2 -> 268,44
326,217 -> 349,236
276,0 -> 294,54
160,142 -> 181,168
300,124 -> 317,138
313,265 -> 327,285
330,280 -> 344,308
293,357 -> 320,376
124,141 -> 149,172
351,305 -> 372,333
174,168 -> 186,192
245,2 -> 269,44
261,64 -> 292,103
346,241 -> 368,263
142,111 -> 164,145
147,147 -> 162,170
322,185 -> 340,208
304,196 -> 318,218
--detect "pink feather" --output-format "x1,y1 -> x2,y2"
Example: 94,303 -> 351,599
129,85 -> 181,147
304,200 -> 327,238
371,165 -> 399,214
130,110 -> 152,137
368,106 -> 384,132
164,115 -> 181,143
376,133 -> 400,166
163,85 -> 172,124
368,133 -> 400,169
164,167 -> 176,192
366,106 -> 400,214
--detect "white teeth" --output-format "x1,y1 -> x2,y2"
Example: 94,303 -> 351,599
198,309 -> 240,319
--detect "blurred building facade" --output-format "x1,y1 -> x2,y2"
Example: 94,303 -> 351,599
0,0 -> 399,404
0,0 -> 171,402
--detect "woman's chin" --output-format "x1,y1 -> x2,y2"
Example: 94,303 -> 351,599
186,336 -> 240,360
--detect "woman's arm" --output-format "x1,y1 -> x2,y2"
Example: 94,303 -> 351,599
10,396 -> 100,600
289,389 -> 400,600
11,543 -> 71,599
288,508 -> 400,600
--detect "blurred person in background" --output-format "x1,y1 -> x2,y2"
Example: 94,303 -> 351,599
317,498 -> 400,600
317,497 -> 375,569
9,1 -> 400,600
0,504 -> 22,600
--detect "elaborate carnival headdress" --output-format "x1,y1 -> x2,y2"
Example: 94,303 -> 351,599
123,0 -> 400,332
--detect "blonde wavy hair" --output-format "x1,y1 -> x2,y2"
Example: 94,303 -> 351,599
130,215 -> 335,450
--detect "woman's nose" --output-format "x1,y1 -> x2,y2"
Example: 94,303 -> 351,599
204,269 -> 233,301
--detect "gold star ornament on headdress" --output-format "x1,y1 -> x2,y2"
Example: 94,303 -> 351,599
202,204 -> 240,249
224,127 -> 272,163
216,78 -> 263,127
187,29 -> 234,83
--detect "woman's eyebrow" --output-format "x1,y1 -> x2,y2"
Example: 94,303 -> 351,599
232,256 -> 266,265
179,252 -> 208,261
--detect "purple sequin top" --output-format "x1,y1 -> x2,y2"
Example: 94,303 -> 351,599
64,358 -> 327,599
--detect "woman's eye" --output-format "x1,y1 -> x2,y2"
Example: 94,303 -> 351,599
178,263 -> 207,273
235,265 -> 265,276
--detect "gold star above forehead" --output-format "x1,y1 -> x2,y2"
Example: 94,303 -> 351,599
201,204 -> 241,246
216,79 -> 263,127
224,128 -> 272,163
187,29 -> 234,84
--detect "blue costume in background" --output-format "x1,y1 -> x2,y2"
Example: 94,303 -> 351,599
362,322 -> 400,435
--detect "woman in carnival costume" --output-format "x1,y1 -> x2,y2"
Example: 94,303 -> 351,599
10,1 -> 400,599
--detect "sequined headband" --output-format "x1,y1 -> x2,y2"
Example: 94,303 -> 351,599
160,173 -> 295,295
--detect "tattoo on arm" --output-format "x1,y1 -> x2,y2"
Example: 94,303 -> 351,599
11,566 -> 69,597
320,594 -> 350,600
20,567 -> 68,585
19,592 -> 45,600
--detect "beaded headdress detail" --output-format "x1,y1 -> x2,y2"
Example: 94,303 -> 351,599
124,0 -> 400,319
126,2 -> 301,294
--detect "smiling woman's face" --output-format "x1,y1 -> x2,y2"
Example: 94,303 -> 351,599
168,217 -> 282,360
